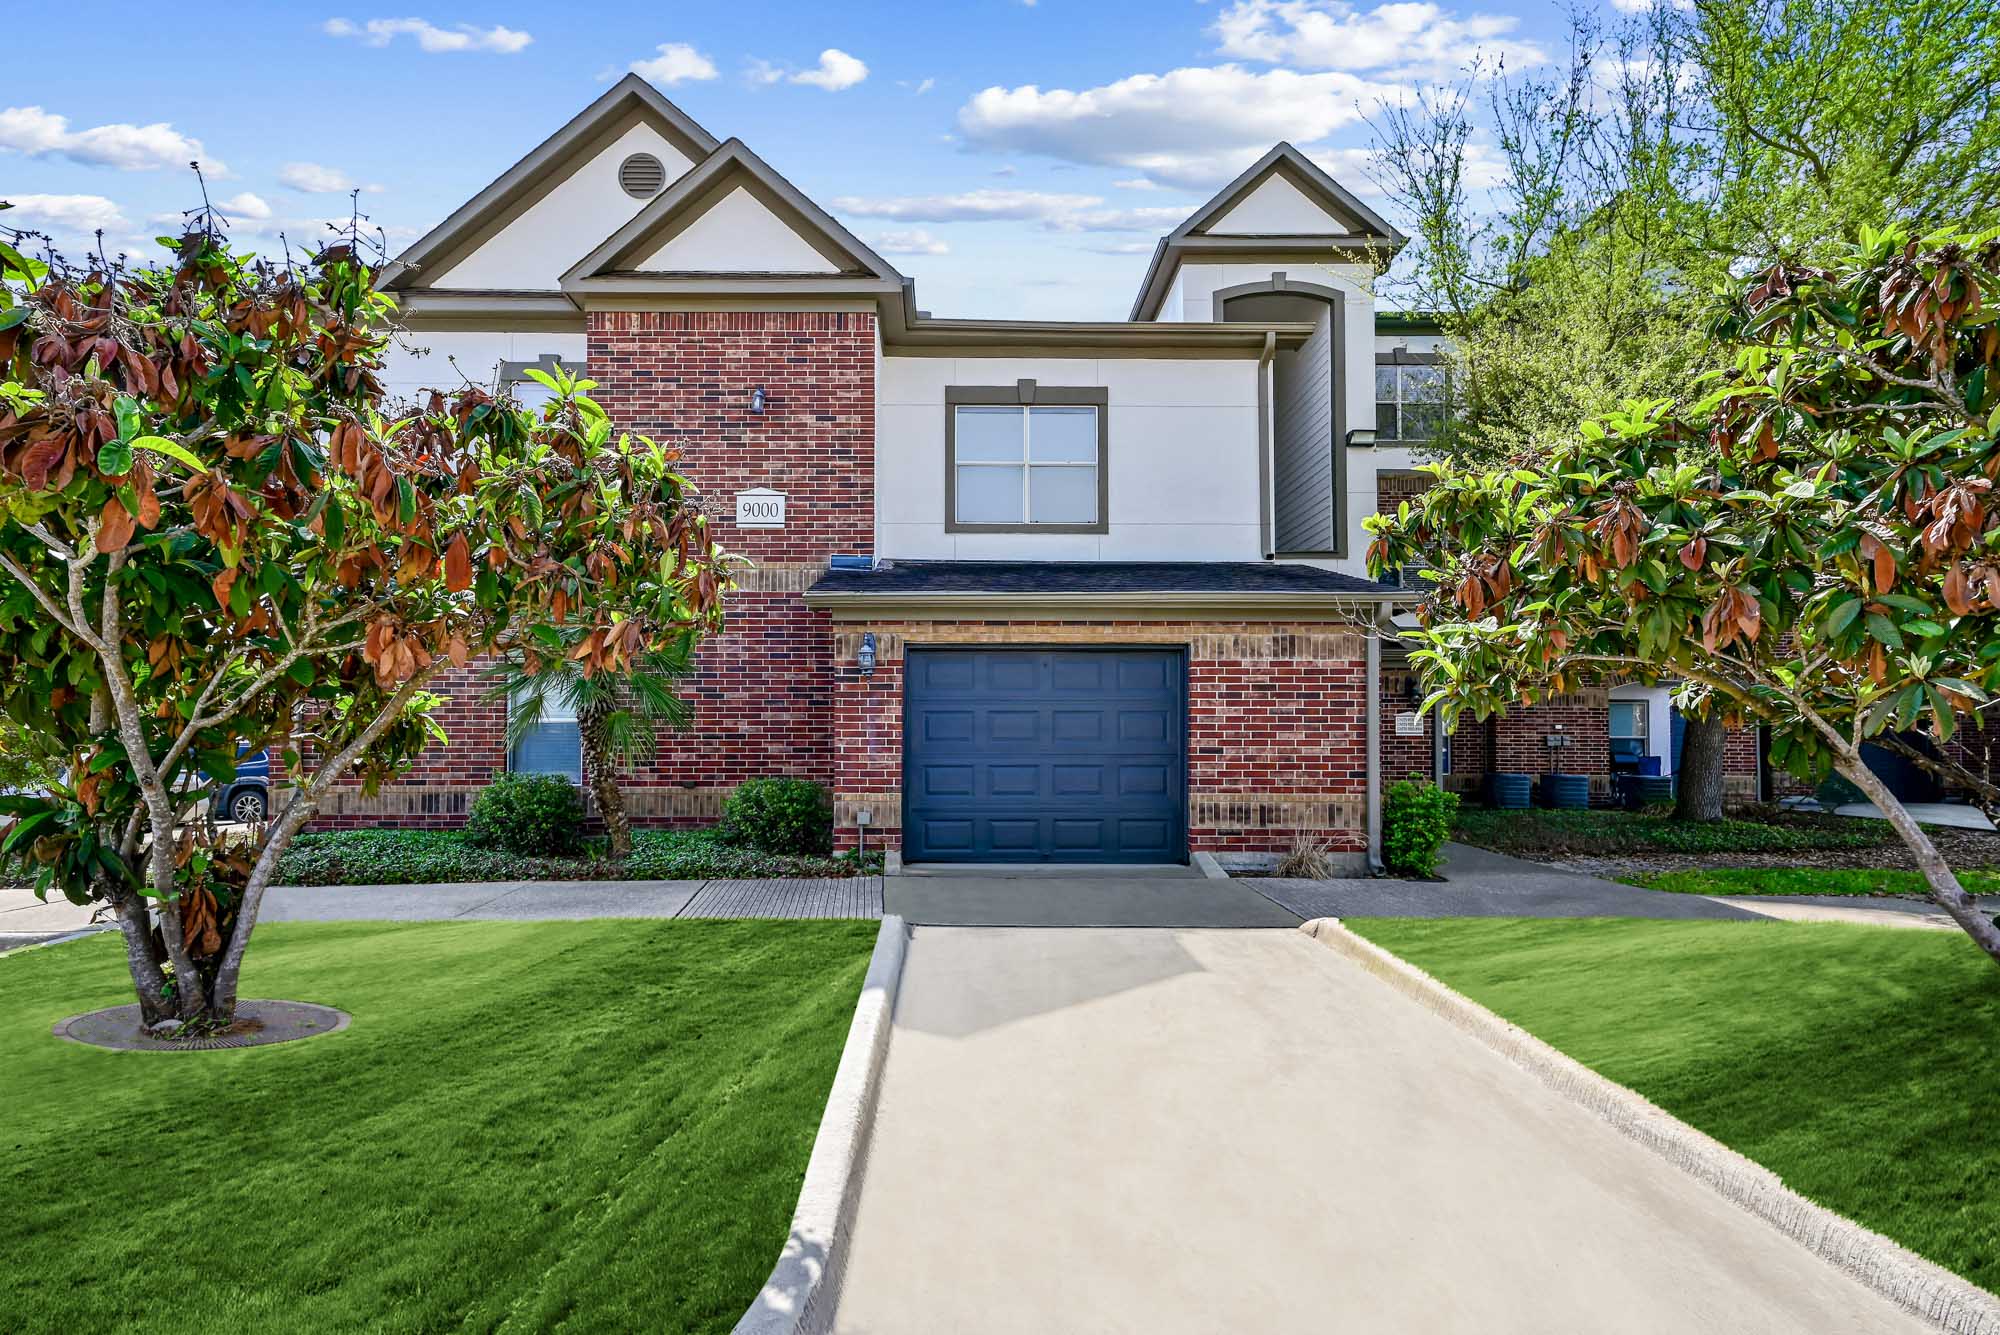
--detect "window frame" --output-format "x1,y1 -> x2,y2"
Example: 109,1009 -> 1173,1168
1608,699 -> 1649,743
1374,350 -> 1447,445
945,381 -> 1109,535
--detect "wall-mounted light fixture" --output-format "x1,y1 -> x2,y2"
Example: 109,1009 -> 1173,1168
1345,427 -> 1377,448
1403,675 -> 1424,708
749,386 -> 768,415
858,631 -> 877,678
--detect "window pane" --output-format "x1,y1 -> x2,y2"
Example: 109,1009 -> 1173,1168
1609,702 -> 1647,739
508,379 -> 558,413
954,406 -> 1023,462
1401,404 -> 1442,441
1029,465 -> 1097,524
956,464 -> 1024,523
1376,403 -> 1399,440
1403,365 -> 1446,402
1375,366 -> 1399,401
1029,406 -> 1097,463
511,722 -> 581,781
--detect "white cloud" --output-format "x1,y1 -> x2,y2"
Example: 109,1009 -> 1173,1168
279,161 -> 383,194
745,58 -> 786,87
630,42 -> 718,84
3,193 -> 127,235
956,64 -> 1402,188
218,191 -> 273,220
1212,0 -> 1543,77
792,48 -> 869,91
903,77 -> 936,95
1114,178 -> 1163,191
1082,239 -> 1160,255
0,106 -> 227,176
322,17 -> 531,54
872,228 -> 950,256
836,189 -> 1195,234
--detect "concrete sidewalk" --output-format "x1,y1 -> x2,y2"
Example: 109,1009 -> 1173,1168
1255,842 -> 1768,922
833,927 -> 1925,1334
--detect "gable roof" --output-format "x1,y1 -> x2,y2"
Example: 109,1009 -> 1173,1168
379,75 -> 720,292
561,138 -> 904,295
1128,143 -> 1406,320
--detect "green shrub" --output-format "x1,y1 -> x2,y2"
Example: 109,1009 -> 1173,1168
720,778 -> 833,856
1384,775 -> 1458,878
464,773 -> 585,856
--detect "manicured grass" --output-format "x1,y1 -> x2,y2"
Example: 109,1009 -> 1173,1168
1346,917 -> 2000,1293
1,919 -> 877,1332
1452,805 -> 1894,857
276,825 -> 877,886
1632,866 -> 2000,897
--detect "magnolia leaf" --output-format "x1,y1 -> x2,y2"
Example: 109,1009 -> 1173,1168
129,435 -> 207,473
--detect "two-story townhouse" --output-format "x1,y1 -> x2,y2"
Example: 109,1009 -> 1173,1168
334,75 -> 1756,868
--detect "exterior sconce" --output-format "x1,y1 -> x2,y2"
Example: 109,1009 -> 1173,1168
858,632 -> 877,678
1345,427 -> 1377,448
749,385 -> 768,415
1403,675 -> 1423,707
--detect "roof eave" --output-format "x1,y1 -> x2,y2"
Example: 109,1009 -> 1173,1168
801,589 -> 1408,620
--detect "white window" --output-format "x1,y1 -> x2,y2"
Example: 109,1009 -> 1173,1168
1609,700 -> 1648,743
951,404 -> 1101,528
1375,362 -> 1446,442
509,686 -> 580,781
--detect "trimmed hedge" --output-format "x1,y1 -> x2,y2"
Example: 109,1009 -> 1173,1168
1384,775 -> 1457,878
720,778 -> 833,857
464,774 -> 586,856
275,827 -> 877,886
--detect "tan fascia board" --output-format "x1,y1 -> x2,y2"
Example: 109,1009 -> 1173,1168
1130,237 -> 1403,321
392,289 -> 584,331
802,590 -> 1410,620
563,139 -> 905,287
380,75 -> 720,292
565,274 -> 906,299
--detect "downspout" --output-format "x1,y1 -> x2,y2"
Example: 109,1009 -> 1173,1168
1258,331 -> 1277,558
1366,598 -> 1387,874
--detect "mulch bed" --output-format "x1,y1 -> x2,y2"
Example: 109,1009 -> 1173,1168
1555,822 -> 2000,877
53,999 -> 351,1052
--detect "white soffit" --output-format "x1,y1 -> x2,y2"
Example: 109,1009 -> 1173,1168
637,184 -> 842,273
433,122 -> 694,290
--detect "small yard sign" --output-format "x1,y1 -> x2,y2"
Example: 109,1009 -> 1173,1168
1394,711 -> 1423,737
735,487 -> 786,528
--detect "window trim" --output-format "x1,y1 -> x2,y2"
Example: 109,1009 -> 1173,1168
1374,350 -> 1446,446
506,684 -> 582,781
945,381 -> 1109,535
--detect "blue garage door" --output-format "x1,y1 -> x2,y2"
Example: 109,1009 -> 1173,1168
903,648 -> 1187,864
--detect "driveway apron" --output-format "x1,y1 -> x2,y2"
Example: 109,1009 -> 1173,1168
832,926 -> 1925,1334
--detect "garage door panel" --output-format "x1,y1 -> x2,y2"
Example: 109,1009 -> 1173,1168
904,648 -> 1186,864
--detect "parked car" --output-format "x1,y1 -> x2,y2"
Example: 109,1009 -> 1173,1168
209,750 -> 271,825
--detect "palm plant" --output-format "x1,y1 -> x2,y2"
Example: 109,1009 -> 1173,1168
485,630 -> 697,858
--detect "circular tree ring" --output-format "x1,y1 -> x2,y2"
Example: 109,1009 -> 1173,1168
52,999 -> 351,1052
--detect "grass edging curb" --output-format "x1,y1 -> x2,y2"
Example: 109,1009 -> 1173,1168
733,914 -> 910,1335
1298,917 -> 2000,1334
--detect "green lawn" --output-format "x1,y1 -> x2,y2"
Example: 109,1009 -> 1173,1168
1347,917 -> 2000,1294
1,919 -> 877,1333
274,825 -> 877,886
1632,866 -> 2000,897
1451,805 -> 1894,858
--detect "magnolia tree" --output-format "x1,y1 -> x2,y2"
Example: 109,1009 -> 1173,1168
0,215 -> 726,1029
1367,227 -> 2000,965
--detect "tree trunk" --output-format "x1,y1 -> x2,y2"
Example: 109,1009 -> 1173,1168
1673,714 -> 1729,821
1836,753 -> 2000,967
108,888 -> 172,1024
579,701 -> 631,859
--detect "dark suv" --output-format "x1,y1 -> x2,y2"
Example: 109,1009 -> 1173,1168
211,750 -> 271,824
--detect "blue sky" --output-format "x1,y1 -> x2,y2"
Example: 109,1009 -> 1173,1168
4,0 -> 1596,319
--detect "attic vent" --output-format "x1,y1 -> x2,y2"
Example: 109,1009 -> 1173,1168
618,153 -> 666,199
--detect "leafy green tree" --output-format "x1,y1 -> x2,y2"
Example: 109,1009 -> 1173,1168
487,615 -> 697,859
1367,0 -> 2000,817
1367,227 -> 2000,965
0,212 -> 726,1030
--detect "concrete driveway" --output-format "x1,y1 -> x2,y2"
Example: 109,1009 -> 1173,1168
833,927 -> 1925,1334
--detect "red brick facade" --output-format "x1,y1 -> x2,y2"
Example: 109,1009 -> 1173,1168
828,623 -> 1371,862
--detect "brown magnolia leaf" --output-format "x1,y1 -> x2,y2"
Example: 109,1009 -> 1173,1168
1678,536 -> 1706,571
211,566 -> 238,608
443,533 -> 472,592
95,497 -> 136,553
446,634 -> 469,669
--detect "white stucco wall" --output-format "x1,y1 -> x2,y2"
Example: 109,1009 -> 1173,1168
1609,683 -> 1676,773
379,329 -> 587,406
638,185 -> 838,273
876,354 -> 1264,561
1206,172 -> 1352,235
431,122 -> 694,290
1160,259 -> 1384,578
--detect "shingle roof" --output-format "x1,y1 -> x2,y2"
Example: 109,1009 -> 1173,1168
808,560 -> 1394,597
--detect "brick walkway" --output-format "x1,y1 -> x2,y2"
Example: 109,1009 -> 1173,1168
679,878 -> 881,919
